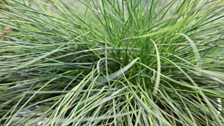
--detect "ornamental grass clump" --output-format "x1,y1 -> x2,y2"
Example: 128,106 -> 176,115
0,0 -> 224,126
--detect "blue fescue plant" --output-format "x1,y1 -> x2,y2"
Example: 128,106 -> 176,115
0,0 -> 224,125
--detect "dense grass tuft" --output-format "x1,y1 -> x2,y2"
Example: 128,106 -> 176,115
0,0 -> 224,125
